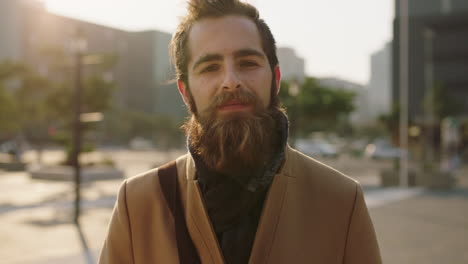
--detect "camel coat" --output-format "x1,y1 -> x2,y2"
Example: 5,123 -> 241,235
99,146 -> 381,263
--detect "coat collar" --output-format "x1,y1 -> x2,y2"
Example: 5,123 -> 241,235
179,146 -> 295,263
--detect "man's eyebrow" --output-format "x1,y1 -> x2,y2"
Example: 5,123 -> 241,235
191,49 -> 266,71
233,49 -> 265,59
192,54 -> 223,71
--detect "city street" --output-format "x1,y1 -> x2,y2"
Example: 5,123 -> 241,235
1,0 -> 467,263
0,148 -> 467,263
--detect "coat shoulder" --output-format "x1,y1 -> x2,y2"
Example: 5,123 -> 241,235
285,147 -> 359,196
123,154 -> 189,204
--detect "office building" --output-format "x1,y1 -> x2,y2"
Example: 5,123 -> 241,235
393,0 -> 468,122
368,42 -> 392,119
277,47 -> 305,84
0,0 -> 185,120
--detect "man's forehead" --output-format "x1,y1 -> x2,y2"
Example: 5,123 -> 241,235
187,15 -> 264,65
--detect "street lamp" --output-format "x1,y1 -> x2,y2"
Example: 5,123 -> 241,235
71,28 -> 87,224
399,0 -> 409,187
423,28 -> 435,168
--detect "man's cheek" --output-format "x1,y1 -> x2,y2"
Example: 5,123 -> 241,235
186,91 -> 198,114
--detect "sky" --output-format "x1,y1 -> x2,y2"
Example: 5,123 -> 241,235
43,0 -> 394,85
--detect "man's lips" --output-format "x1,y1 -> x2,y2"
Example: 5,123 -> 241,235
218,100 -> 251,111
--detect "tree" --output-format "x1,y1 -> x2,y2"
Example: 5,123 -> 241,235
423,81 -> 463,120
102,108 -> 184,149
0,44 -> 119,164
378,104 -> 400,145
279,77 -> 356,139
0,85 -> 19,138
0,61 -> 29,140
46,74 -> 116,122
15,68 -> 53,151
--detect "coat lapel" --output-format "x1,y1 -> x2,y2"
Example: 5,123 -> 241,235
249,146 -> 292,264
179,147 -> 292,264
181,154 -> 225,264
249,173 -> 289,264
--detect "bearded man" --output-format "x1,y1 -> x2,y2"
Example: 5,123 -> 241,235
99,0 -> 381,263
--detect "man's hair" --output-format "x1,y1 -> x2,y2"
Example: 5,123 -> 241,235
170,0 -> 278,84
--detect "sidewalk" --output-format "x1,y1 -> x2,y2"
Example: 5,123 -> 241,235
371,188 -> 468,263
1,167 -> 467,264
370,168 -> 468,264
0,170 -> 117,264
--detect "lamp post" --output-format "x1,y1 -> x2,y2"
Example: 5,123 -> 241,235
71,28 -> 87,224
424,28 -> 435,169
399,0 -> 409,187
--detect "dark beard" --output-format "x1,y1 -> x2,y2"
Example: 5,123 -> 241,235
183,88 -> 282,174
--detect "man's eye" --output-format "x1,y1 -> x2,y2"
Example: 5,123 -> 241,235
240,61 -> 259,68
200,64 -> 219,73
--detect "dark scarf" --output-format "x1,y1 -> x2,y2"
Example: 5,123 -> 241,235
188,111 -> 289,264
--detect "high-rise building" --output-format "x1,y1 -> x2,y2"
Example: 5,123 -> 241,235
277,47 -> 305,84
0,0 -> 185,120
368,42 -> 392,119
0,0 -> 40,62
393,0 -> 468,122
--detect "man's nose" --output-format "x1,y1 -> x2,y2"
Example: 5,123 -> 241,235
221,67 -> 241,92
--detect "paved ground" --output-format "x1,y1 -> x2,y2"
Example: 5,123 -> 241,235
371,189 -> 468,264
1,149 -> 467,264
371,167 -> 468,264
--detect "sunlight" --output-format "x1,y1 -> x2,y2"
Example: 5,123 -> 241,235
42,0 -> 183,32
44,0 -> 90,13
40,0 -> 393,84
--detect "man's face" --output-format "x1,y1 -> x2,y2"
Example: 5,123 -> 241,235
178,15 -> 280,117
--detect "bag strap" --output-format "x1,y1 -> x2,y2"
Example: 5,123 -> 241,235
158,161 -> 201,264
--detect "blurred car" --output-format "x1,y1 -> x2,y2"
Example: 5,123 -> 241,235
347,139 -> 368,157
129,137 -> 154,150
296,139 -> 339,158
364,140 -> 400,160
0,140 -> 21,155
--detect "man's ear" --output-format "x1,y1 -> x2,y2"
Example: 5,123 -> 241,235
177,79 -> 190,106
274,65 -> 281,95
